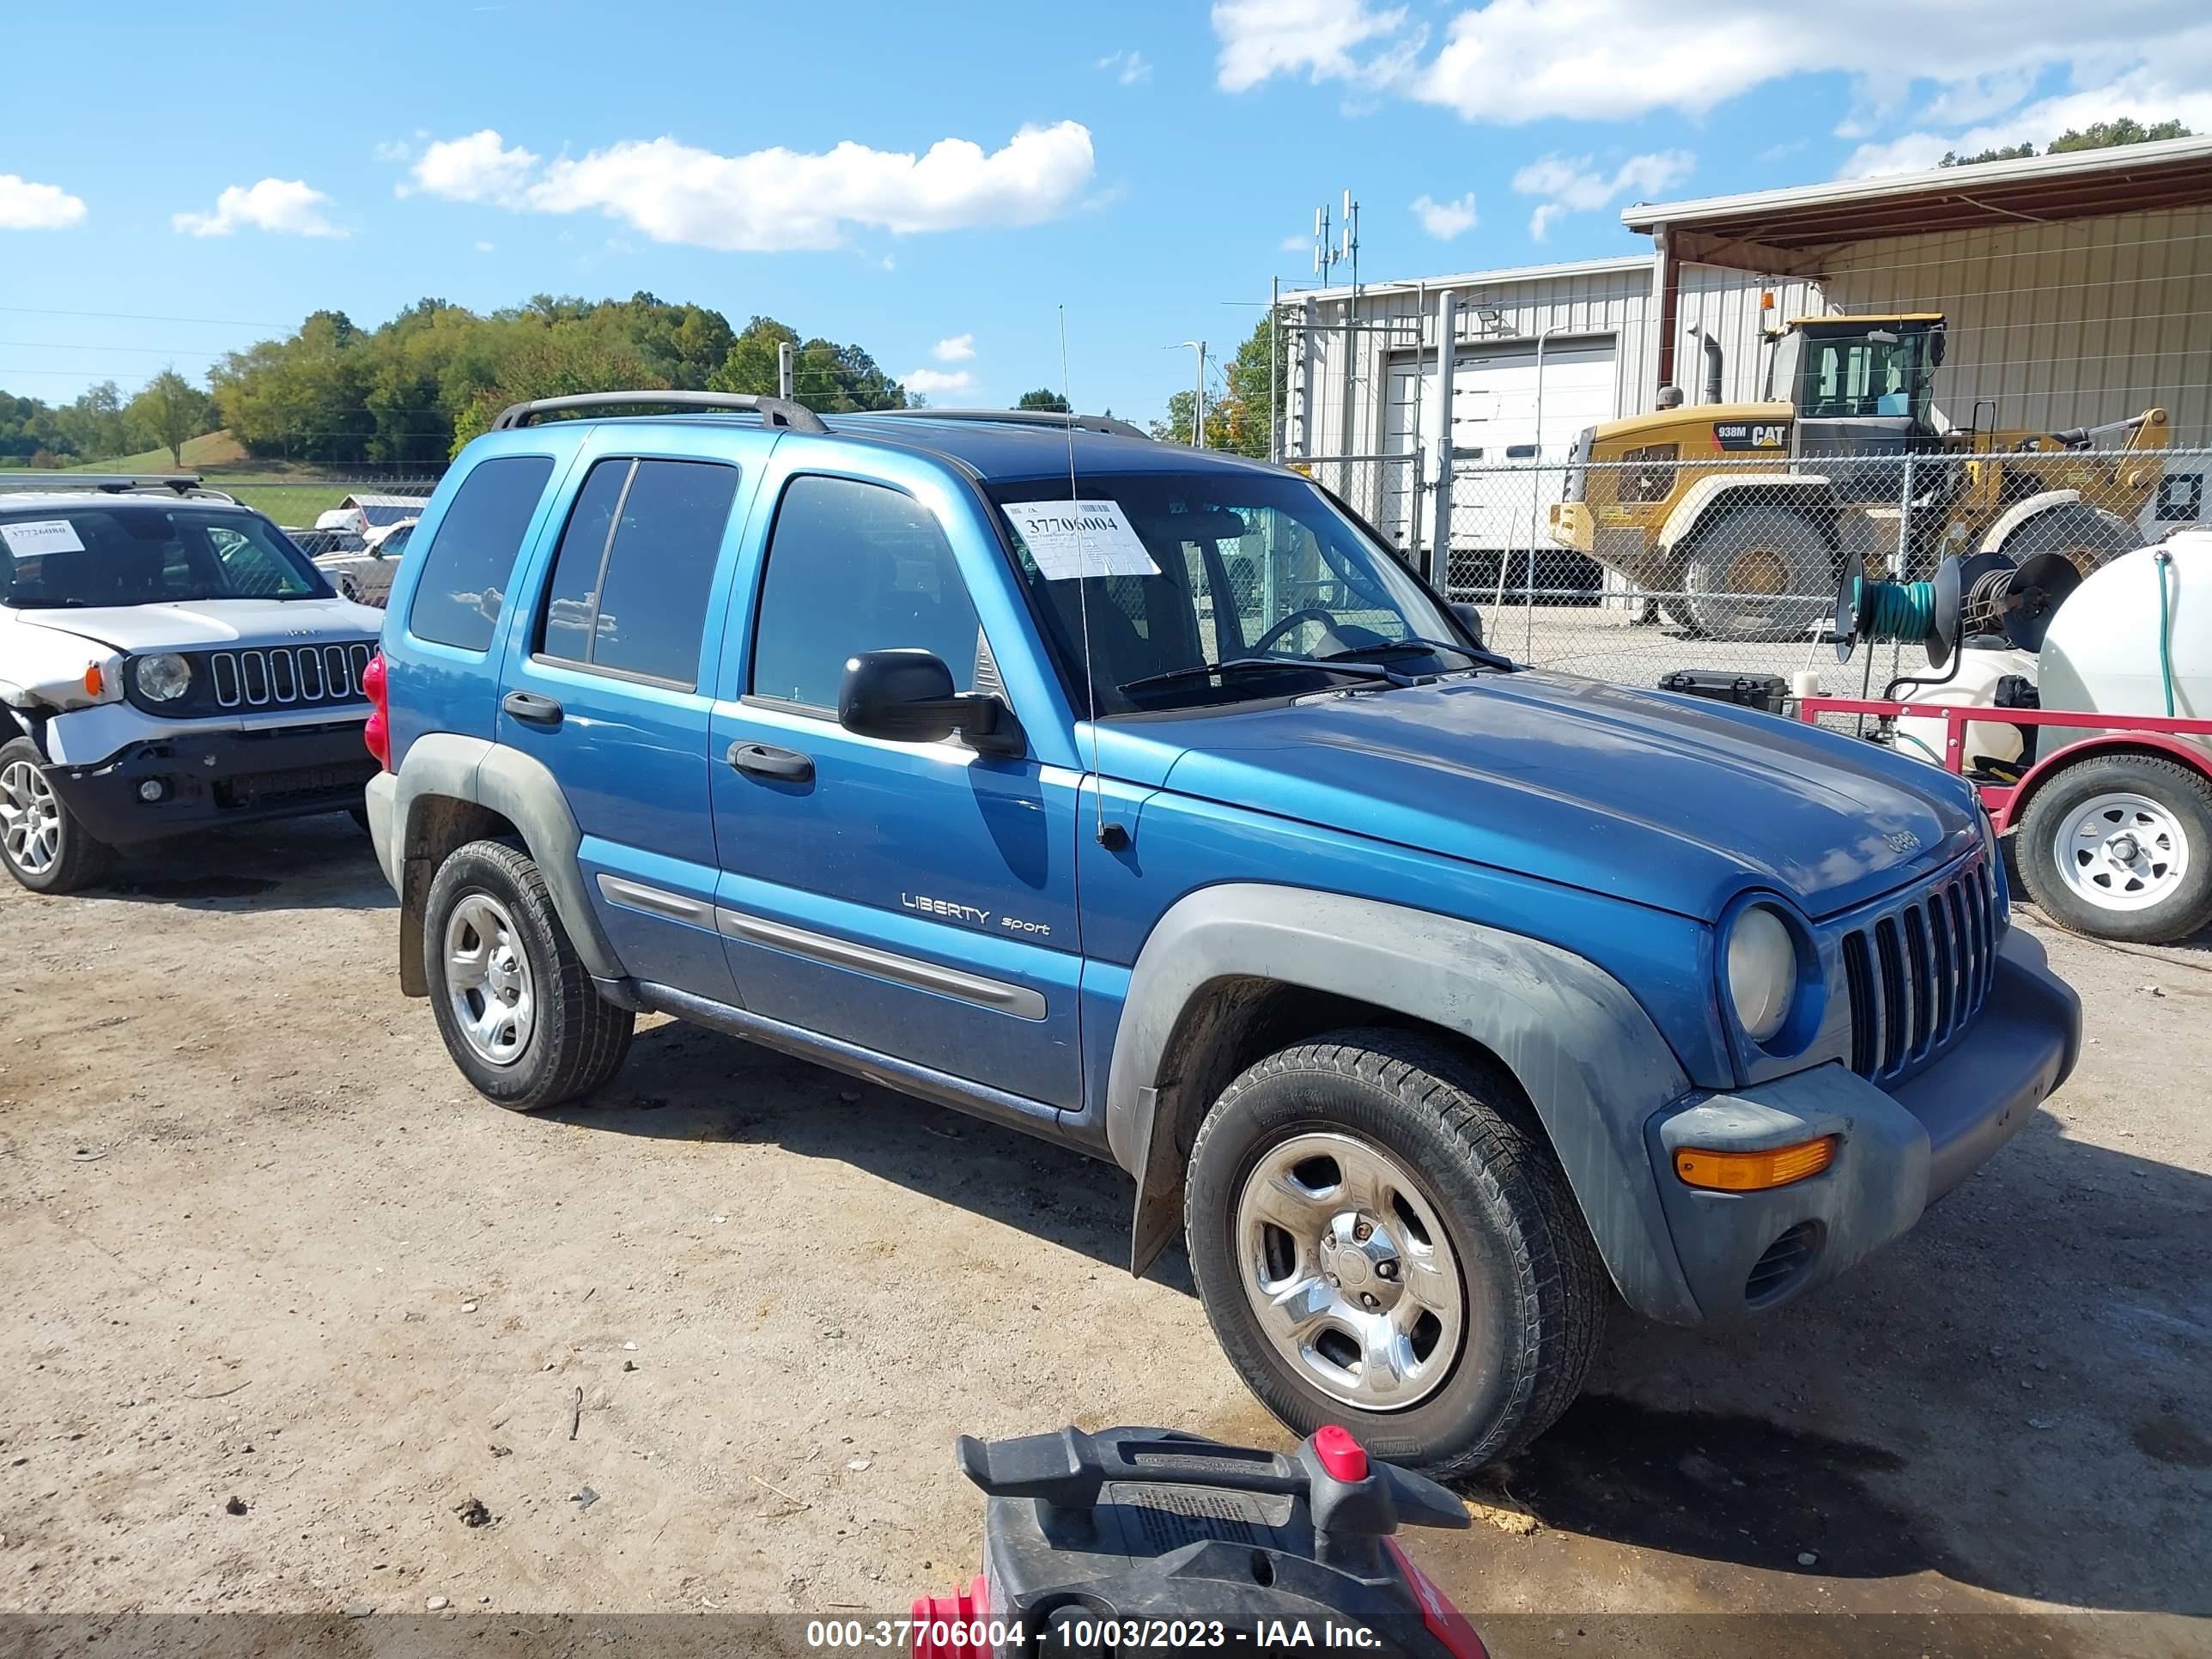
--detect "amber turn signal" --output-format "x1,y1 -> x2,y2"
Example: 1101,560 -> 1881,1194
1674,1135 -> 1837,1193
82,662 -> 104,696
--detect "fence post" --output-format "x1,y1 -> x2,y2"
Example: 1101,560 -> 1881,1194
1428,290 -> 1456,588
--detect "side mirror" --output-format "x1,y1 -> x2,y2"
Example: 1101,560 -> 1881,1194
1449,602 -> 1486,650
837,649 -> 1024,757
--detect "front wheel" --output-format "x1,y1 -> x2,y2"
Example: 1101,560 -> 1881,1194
2015,754 -> 2212,943
0,736 -> 112,895
1680,507 -> 1833,641
1184,1029 -> 1605,1479
423,839 -> 635,1109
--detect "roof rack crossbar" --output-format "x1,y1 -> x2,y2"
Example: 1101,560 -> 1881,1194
0,473 -> 208,496
860,408 -> 1152,441
489,391 -> 829,435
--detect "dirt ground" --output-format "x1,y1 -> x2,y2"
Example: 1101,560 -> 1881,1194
1,815 -> 2206,1659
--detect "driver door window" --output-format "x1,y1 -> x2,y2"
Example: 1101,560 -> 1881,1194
749,474 -> 982,708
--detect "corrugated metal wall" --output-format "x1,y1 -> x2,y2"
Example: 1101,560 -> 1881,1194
1291,258 -> 1661,458
1291,203 -> 2209,455
1670,264 -> 1826,402
1821,205 -> 2212,445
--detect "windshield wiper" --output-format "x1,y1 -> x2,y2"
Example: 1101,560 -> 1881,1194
1118,655 -> 1413,696
1321,636 -> 1511,670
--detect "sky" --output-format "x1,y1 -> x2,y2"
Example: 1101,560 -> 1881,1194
4,0 -> 2210,427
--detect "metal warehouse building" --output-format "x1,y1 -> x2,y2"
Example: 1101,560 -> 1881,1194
1284,134 -> 2212,549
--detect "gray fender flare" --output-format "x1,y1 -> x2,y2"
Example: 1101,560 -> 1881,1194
1106,884 -> 1703,1324
1657,472 -> 1833,562
388,732 -> 623,988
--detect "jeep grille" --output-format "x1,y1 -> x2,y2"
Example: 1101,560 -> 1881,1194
1838,857 -> 1998,1086
207,642 -> 376,710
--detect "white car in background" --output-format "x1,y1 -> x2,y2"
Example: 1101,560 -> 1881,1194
313,516 -> 416,606
0,476 -> 385,893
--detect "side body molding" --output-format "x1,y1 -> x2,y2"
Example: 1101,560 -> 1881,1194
386,733 -> 624,994
1105,884 -> 1705,1323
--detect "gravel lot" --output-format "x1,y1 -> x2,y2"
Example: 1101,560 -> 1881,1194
1,813 -> 2206,1658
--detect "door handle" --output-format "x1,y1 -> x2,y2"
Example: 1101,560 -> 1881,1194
501,690 -> 564,726
727,740 -> 815,784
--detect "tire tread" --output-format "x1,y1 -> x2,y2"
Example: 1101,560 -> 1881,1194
1187,1026 -> 1605,1477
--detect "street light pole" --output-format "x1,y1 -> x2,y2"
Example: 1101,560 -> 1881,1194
1171,340 -> 1207,447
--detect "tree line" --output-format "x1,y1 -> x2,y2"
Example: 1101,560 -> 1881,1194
1940,116 -> 2192,168
5,291 -> 1278,473
2,372 -> 214,469
2,293 -> 922,470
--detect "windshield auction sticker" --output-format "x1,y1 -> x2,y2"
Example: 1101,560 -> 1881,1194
0,519 -> 88,558
1002,500 -> 1161,581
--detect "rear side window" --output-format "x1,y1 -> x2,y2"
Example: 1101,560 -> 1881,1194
406,455 -> 555,652
535,457 -> 738,689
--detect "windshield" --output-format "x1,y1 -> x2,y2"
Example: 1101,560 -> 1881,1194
1795,329 -> 1937,424
988,471 -> 1469,714
0,505 -> 331,608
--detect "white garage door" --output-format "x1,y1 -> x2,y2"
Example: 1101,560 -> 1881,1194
1383,338 -> 1618,550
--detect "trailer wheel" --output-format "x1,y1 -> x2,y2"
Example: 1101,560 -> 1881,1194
1680,507 -> 1832,641
2016,753 -> 2212,943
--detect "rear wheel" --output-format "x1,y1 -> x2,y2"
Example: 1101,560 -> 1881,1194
1184,1028 -> 1605,1478
423,839 -> 635,1109
1996,503 -> 2135,580
0,737 -> 112,895
1680,507 -> 1832,641
2016,754 -> 2212,943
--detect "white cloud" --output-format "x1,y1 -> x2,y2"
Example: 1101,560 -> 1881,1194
372,139 -> 411,163
1411,191 -> 1478,239
1839,68 -> 2212,177
1511,149 -> 1693,239
474,240 -> 495,253
173,178 -> 344,238
1212,0 -> 1410,92
401,123 -> 1095,251
905,367 -> 975,396
1528,203 -> 1569,243
403,129 -> 542,207
1098,49 -> 1152,84
0,173 -> 86,230
1213,0 -> 2212,147
1279,232 -> 1311,252
931,332 -> 975,362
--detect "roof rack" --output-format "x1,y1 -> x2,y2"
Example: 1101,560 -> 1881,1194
0,472 -> 228,499
859,408 -> 1152,441
489,391 -> 829,435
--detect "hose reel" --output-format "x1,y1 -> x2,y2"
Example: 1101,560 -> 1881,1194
1832,549 -> 2083,667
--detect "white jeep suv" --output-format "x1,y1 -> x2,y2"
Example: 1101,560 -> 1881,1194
0,476 -> 386,893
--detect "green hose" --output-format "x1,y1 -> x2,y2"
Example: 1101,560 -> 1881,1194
2155,550 -> 2176,717
1893,731 -> 1946,763
1857,576 -> 1941,642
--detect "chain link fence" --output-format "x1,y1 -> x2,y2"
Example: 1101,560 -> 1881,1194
1430,446 -> 2208,693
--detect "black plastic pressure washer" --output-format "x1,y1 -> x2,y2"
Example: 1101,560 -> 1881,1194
911,1424 -> 1488,1657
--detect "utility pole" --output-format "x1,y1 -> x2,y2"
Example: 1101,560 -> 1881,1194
1267,275 -> 1280,463
1313,191 -> 1360,491
1171,340 -> 1207,447
776,340 -> 793,401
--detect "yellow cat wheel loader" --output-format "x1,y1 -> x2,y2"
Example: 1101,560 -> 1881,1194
1547,313 -> 2171,640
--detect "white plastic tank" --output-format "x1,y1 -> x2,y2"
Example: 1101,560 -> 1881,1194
1896,645 -> 2039,766
2039,530 -> 2211,754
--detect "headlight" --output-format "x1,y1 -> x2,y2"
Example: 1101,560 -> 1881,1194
132,653 -> 192,702
1725,902 -> 1797,1044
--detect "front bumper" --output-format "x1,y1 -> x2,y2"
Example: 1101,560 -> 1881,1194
1644,927 -> 2080,1321
44,720 -> 378,847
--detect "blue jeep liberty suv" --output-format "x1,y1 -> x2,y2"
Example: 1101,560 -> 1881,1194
363,392 -> 2081,1474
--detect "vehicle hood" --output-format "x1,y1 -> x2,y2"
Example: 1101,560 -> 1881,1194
10,595 -> 386,651
1103,672 -> 1978,921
